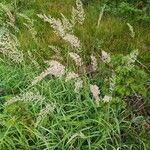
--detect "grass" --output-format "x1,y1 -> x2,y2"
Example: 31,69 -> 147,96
13,0 -> 149,66
1,77 -> 149,149
0,0 -> 150,149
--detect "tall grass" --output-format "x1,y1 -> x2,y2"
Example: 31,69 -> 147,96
0,0 -> 149,149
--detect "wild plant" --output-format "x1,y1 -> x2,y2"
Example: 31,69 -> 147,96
65,72 -> 79,82
127,23 -> 135,38
90,84 -> 100,106
31,0 -> 147,106
5,90 -> 45,106
90,55 -> 98,71
0,27 -> 23,63
69,52 -> 83,67
101,50 -> 111,64
71,0 -> 85,25
37,0 -> 85,50
74,79 -> 83,93
0,3 -> 16,30
0,0 -> 149,149
32,60 -> 65,85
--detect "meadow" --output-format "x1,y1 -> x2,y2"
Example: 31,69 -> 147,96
0,0 -> 150,149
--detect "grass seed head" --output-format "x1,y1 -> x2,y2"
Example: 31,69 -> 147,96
32,60 -> 65,85
74,79 -> 83,93
91,55 -> 98,71
103,95 -> 112,103
90,84 -> 100,106
65,71 -> 79,82
101,50 -> 111,63
69,52 -> 83,67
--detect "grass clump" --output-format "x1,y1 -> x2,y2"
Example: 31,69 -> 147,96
0,0 -> 149,149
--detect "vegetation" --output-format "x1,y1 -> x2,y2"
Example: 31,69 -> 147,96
0,0 -> 149,149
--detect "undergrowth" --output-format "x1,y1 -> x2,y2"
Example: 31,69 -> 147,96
0,0 -> 149,149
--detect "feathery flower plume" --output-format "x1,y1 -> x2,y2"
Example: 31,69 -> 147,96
72,7 -> 79,26
0,4 -> 18,30
127,49 -> 139,69
49,45 -> 61,52
36,104 -> 54,126
72,0 -> 85,25
32,60 -> 65,85
101,50 -> 111,63
74,79 -> 83,93
63,33 -> 81,49
109,71 -> 116,94
49,45 -> 63,61
65,71 -> 79,82
38,14 -> 65,37
5,91 -> 45,106
76,0 -> 85,24
91,55 -> 98,71
103,95 -> 112,103
90,84 -> 100,106
37,0 -> 83,49
0,28 -> 23,63
127,23 -> 135,38
69,52 -> 83,67
38,14 -> 81,49
61,13 -> 73,32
